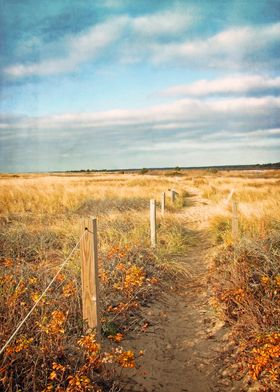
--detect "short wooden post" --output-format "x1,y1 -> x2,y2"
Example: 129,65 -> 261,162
161,192 -> 165,216
232,201 -> 238,243
150,199 -> 157,247
171,189 -> 176,203
80,217 -> 100,340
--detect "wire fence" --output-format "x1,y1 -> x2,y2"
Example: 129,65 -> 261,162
0,230 -> 86,356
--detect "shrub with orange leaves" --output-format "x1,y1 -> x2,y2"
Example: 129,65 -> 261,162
99,244 -> 162,346
124,265 -> 145,292
113,264 -> 145,295
55,273 -> 66,283
42,334 -> 136,391
99,270 -> 109,284
107,301 -> 139,314
117,350 -> 135,368
108,333 -> 124,343
243,333 -> 280,387
66,373 -> 93,391
37,310 -> 67,335
0,243 -> 155,391
7,280 -> 27,306
78,334 -> 100,356
116,262 -> 125,271
5,336 -> 34,356
261,275 -> 270,285
107,245 -> 130,260
213,232 -> 280,390
62,282 -> 76,297
47,362 -> 68,384
1,258 -> 13,267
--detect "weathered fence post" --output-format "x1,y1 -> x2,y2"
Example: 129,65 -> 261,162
80,217 -> 100,340
161,192 -> 165,216
171,189 -> 176,203
232,201 -> 239,243
150,199 -> 157,247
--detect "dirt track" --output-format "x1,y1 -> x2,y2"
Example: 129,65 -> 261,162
122,190 -> 240,392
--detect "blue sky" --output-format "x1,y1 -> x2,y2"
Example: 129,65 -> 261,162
0,0 -> 279,172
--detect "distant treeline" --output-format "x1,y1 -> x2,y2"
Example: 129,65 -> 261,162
57,162 -> 280,174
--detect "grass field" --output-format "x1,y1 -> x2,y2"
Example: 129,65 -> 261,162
0,169 -> 279,391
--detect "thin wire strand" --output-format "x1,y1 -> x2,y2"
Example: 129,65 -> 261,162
0,230 -> 86,356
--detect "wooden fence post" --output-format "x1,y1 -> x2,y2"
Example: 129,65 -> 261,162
161,192 -> 165,216
80,217 -> 100,340
232,201 -> 238,243
150,199 -> 157,247
171,189 -> 176,203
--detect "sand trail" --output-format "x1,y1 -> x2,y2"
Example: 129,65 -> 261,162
122,191 -> 236,392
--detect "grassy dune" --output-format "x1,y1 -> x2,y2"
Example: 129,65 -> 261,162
0,170 -> 279,391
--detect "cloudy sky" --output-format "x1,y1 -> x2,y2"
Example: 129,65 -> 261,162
0,0 -> 279,172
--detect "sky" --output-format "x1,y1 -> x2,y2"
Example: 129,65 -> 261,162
0,0 -> 280,172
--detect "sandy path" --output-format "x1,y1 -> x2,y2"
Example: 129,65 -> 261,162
122,191 -> 237,392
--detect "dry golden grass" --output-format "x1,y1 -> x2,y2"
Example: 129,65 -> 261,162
0,173 -> 184,214
196,172 -> 280,243
0,169 -> 279,390
0,173 -> 190,262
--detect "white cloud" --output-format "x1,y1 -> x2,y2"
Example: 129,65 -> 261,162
160,74 -> 280,97
68,17 -> 129,60
5,6 -> 280,79
245,128 -> 280,137
150,23 -> 280,68
1,96 -> 279,133
132,8 -> 194,37
5,17 -> 128,77
1,96 -> 279,170
6,58 -> 76,78
4,7 -> 194,78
